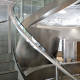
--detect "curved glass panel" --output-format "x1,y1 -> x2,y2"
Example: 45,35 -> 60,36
13,0 -> 74,22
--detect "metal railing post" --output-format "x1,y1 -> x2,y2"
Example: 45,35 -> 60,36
56,66 -> 59,80
20,0 -> 23,22
8,4 -> 11,53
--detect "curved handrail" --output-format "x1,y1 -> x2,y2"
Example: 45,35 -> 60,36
9,0 -> 78,80
24,61 -> 80,77
24,64 -> 54,76
12,49 -> 26,80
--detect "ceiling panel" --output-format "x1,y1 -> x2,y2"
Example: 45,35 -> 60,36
38,1 -> 80,27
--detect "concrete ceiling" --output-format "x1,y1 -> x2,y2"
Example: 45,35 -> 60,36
38,1 -> 80,27
1,0 -> 80,27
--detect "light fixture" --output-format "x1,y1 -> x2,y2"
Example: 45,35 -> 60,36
24,13 -> 27,16
70,28 -> 78,34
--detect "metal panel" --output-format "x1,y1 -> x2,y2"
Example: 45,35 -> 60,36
28,27 -> 59,58
16,37 -> 51,69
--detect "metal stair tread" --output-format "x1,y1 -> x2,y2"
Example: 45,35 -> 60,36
0,53 -> 12,55
0,53 -> 10,55
0,70 -> 17,75
0,51 -> 8,54
0,60 -> 14,64
0,53 -> 13,57
0,46 -> 8,47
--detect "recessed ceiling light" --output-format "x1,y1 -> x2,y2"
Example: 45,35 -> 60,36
71,28 -> 78,33
24,13 -> 27,16
58,10 -> 67,14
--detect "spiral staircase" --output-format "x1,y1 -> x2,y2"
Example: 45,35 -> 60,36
0,0 -> 79,80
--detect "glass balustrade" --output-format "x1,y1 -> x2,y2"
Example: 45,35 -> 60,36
13,0 -> 68,22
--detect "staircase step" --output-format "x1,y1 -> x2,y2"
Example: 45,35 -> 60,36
0,40 -> 8,44
0,38 -> 8,41
0,47 -> 8,53
0,45 -> 8,47
0,70 -> 18,80
0,48 -> 8,54
0,53 -> 13,62
0,34 -> 8,37
0,46 -> 8,50
0,61 -> 14,72
0,50 -> 8,54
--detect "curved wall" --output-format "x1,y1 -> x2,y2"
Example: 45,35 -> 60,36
16,29 -> 59,70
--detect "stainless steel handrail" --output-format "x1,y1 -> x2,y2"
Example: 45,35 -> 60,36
9,0 -> 78,80
12,49 -> 26,80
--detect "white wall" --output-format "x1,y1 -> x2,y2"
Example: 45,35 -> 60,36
37,25 -> 80,40
59,28 -> 80,39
